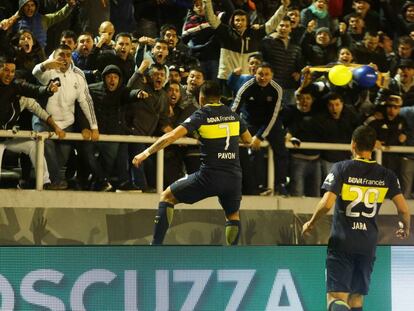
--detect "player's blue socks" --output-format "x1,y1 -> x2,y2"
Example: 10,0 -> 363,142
351,308 -> 362,311
328,299 -> 350,311
225,220 -> 240,245
151,202 -> 174,245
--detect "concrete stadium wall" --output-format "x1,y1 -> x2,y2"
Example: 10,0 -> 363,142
0,190 -> 413,246
3,189 -> 414,214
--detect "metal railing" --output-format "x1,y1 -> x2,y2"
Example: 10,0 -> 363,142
0,130 -> 274,193
288,141 -> 414,164
3,129 -> 414,193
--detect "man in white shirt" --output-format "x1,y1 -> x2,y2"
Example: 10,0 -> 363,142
32,44 -> 99,189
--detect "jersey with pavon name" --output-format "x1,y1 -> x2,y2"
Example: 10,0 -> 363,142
181,103 -> 247,174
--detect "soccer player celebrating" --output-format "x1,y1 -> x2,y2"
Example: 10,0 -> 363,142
302,125 -> 410,311
132,81 -> 252,245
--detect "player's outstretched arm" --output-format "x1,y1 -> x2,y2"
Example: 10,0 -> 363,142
132,125 -> 188,168
302,191 -> 336,237
392,194 -> 411,239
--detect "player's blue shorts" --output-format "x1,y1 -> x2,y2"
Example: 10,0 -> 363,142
326,248 -> 375,295
170,169 -> 242,215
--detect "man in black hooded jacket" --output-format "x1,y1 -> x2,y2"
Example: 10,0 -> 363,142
80,64 -> 148,191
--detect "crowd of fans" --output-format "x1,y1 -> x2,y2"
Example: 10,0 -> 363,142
1,0 -> 414,197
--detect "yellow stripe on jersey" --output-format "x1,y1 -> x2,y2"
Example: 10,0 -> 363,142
341,183 -> 389,203
198,121 -> 240,139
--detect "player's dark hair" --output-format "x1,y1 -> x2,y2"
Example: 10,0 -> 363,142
200,80 -> 220,100
352,125 -> 377,152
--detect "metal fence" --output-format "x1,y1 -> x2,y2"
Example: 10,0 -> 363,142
0,130 -> 274,193
2,129 -> 414,193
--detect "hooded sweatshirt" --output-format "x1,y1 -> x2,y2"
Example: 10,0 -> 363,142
203,0 -> 287,79
87,65 -> 141,134
15,0 -> 73,48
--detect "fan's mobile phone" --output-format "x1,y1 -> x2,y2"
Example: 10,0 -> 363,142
52,77 -> 61,86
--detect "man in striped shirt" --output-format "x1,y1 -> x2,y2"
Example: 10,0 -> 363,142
232,63 -> 288,195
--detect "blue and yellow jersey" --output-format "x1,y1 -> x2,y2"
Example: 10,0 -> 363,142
181,103 -> 247,174
322,158 -> 401,256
